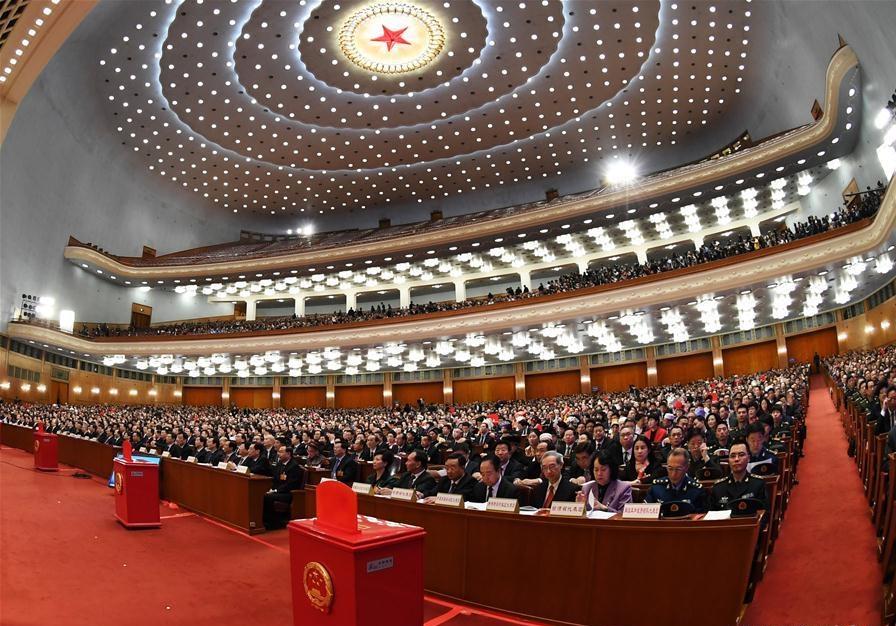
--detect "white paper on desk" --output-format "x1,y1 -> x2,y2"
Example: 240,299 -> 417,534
464,502 -> 488,511
587,510 -> 616,520
518,508 -> 539,516
703,510 -> 732,520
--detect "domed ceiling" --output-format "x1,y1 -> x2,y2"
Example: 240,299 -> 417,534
98,0 -> 758,218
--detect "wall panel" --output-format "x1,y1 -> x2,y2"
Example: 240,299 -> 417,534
453,377 -> 515,404
229,387 -> 273,410
182,386 -> 223,407
393,382 -> 444,407
525,370 -> 580,399
335,384 -> 384,409
657,352 -> 714,385
590,362 -> 648,393
722,341 -> 779,377
785,327 -> 839,364
281,386 -> 327,409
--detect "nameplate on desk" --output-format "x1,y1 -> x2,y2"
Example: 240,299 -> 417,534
486,497 -> 520,514
550,501 -> 585,517
186,456 -> 197,463
390,488 -> 417,502
139,447 -> 148,453
352,482 -> 374,495
216,462 -> 229,470
235,465 -> 250,474
366,556 -> 393,573
161,451 -> 171,458
434,493 -> 464,508
622,503 -> 661,519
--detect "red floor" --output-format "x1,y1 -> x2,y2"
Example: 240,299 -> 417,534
742,376 -> 882,625
0,379 -> 881,626
0,446 -> 546,626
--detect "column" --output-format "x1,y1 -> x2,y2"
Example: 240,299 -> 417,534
245,299 -> 257,322
175,377 -> 184,405
519,270 -> 532,291
514,362 -> 526,401
579,355 -> 592,394
345,291 -> 357,312
748,222 -> 762,238
294,296 -> 305,317
634,248 -> 648,265
326,375 -> 336,408
222,377 -> 231,408
711,335 -> 724,377
775,323 -> 789,368
272,376 -> 281,409
454,279 -> 467,302
442,369 -> 453,405
383,372 -> 393,407
692,235 -> 704,250
577,259 -> 590,275
645,346 -> 658,386
399,286 -> 411,308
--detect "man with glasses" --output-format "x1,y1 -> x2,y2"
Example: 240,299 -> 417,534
532,451 -> 577,509
711,442 -> 768,511
645,448 -> 708,512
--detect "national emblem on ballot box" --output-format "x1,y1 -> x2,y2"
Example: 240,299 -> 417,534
303,561 -> 334,613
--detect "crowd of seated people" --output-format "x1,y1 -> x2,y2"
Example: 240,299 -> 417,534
1,365 -> 807,526
825,343 -> 896,449
71,184 -> 886,339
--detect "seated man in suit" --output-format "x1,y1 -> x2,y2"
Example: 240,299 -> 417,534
645,448 -> 708,513
329,439 -> 358,485
380,450 -> 437,499
424,453 -> 477,502
205,437 -> 225,466
169,432 -> 195,460
472,455 -> 519,503
567,442 -> 595,485
221,438 -> 239,466
247,442 -> 273,476
532,451 -> 578,509
304,441 -> 325,467
263,446 -> 306,530
493,439 -> 526,484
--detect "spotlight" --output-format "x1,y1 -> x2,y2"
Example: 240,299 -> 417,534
605,160 -> 638,186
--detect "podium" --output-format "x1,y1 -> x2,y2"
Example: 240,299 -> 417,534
113,458 -> 161,528
289,482 -> 425,625
33,431 -> 58,471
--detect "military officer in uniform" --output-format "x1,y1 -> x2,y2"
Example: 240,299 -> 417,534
644,448 -> 708,512
711,442 -> 769,512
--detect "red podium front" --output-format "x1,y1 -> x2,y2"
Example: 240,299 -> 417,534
113,458 -> 161,528
289,483 -> 425,626
33,431 -> 58,471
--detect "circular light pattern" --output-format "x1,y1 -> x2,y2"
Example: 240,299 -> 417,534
338,3 -> 446,75
101,0 -> 757,216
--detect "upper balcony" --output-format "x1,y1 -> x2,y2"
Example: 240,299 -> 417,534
63,45 -> 863,283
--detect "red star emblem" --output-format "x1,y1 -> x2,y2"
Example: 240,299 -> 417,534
371,25 -> 411,52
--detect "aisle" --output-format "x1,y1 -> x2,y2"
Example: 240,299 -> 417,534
743,375 -> 881,625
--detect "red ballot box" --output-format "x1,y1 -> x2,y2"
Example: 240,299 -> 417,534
113,458 -> 161,528
289,482 -> 425,626
33,431 -> 58,471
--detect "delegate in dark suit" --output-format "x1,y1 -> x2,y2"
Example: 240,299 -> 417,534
435,473 -> 477,500
471,477 -> 518,503
395,470 -> 437,498
329,454 -> 359,485
263,458 -> 306,529
531,477 -> 578,508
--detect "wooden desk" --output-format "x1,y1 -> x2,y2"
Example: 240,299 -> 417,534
1,423 -> 118,477
1,424 -> 271,535
301,488 -> 760,626
159,459 -> 272,534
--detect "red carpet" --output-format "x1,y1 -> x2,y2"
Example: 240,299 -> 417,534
742,375 -> 881,626
0,446 -> 546,626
